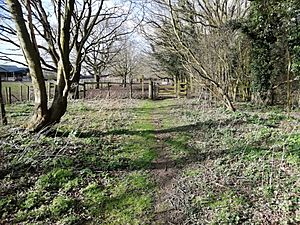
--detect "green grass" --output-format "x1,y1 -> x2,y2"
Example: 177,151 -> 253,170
1,98 -> 300,224
152,99 -> 300,224
0,99 -> 156,224
193,190 -> 247,224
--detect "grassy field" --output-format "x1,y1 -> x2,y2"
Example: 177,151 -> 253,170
0,99 -> 300,224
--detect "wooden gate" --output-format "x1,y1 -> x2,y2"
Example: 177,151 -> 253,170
156,80 -> 188,98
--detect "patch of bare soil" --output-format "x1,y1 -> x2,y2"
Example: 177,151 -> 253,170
151,118 -> 183,225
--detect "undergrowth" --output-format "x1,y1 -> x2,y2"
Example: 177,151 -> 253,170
1,98 -> 300,224
0,99 -> 156,224
162,99 -> 300,224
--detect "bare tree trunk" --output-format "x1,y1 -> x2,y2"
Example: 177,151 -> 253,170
166,1 -> 236,111
192,67 -> 236,111
7,0 -> 49,131
25,66 -> 69,131
48,64 -> 69,124
48,94 -> 68,124
123,74 -> 127,87
7,0 -> 105,132
27,95 -> 68,131
95,75 -> 100,89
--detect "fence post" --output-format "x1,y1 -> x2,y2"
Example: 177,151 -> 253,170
7,87 -> 11,104
174,77 -> 178,98
5,87 -> 8,103
27,86 -> 30,101
190,77 -> 193,94
107,82 -> 110,98
20,85 -> 23,101
148,80 -> 154,100
177,79 -> 180,98
75,85 -> 79,99
47,82 -> 51,101
0,77 -> 7,125
83,82 -> 86,99
141,76 -> 144,99
129,79 -> 133,99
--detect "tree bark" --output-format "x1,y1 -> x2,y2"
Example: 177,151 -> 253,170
192,67 -> 236,111
26,65 -> 69,131
123,74 -> 127,87
7,0 -> 49,131
7,0 -> 101,132
48,63 -> 69,124
95,74 -> 100,89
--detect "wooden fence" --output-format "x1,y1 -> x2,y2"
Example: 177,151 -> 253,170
0,81 -> 59,104
1,82 -> 33,104
76,81 -> 147,99
0,79 -> 190,105
0,80 -> 152,104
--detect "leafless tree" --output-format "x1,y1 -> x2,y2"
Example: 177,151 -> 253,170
111,36 -> 139,86
144,0 -> 250,111
83,6 -> 139,88
3,0 -> 137,131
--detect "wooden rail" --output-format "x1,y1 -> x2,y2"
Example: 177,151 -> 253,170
79,80 -> 150,100
157,81 -> 188,98
0,79 -> 189,103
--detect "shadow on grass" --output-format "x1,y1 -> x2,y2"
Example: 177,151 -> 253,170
72,118 -> 248,170
37,117 -> 250,172
2,112 -> 288,195
101,102 -> 194,115
80,117 -> 246,137
1,118 -> 241,179
2,115 -> 295,225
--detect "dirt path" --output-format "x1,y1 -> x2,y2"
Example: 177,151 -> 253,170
150,110 -> 182,224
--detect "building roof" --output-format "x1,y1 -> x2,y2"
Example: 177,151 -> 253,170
0,65 -> 29,74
